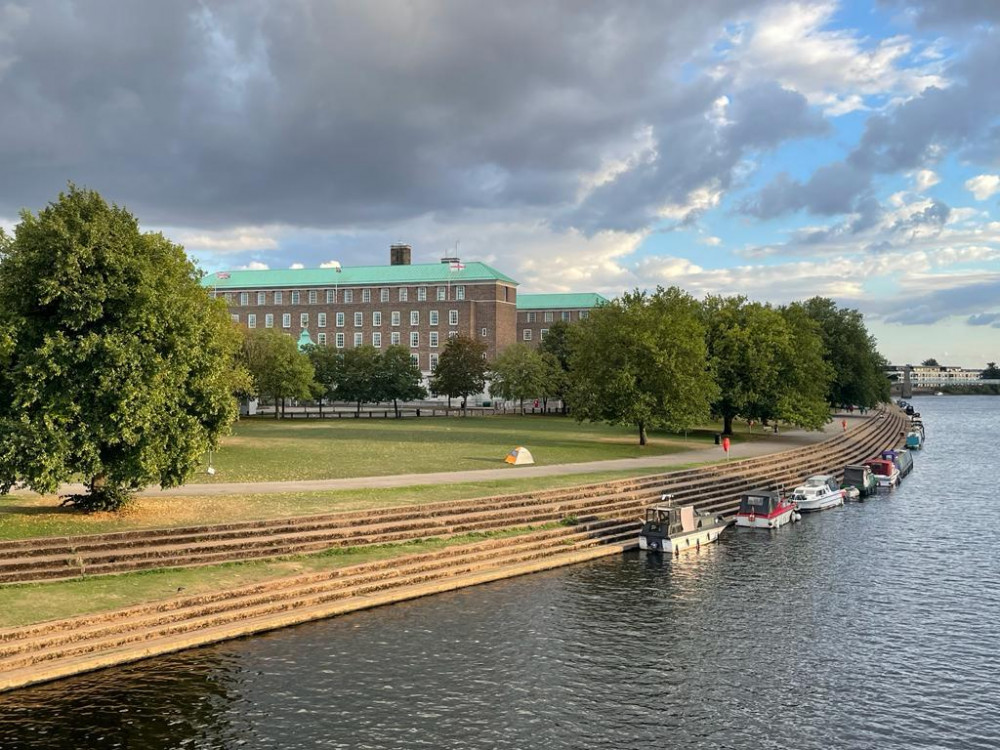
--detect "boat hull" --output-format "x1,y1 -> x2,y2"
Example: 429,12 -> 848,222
639,524 -> 726,554
795,491 -> 845,512
734,507 -> 798,529
874,470 -> 900,488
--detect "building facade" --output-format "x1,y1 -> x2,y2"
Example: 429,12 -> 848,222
885,364 -> 984,387
515,293 -> 608,347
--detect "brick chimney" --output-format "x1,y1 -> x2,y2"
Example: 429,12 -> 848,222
390,244 -> 412,265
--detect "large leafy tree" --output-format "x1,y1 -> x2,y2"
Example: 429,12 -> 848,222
538,320 -> 572,413
799,297 -> 890,407
567,287 -> 716,445
243,328 -> 316,418
429,335 -> 489,408
337,345 -> 386,415
0,187 -> 245,510
305,342 -> 344,416
380,345 -> 427,417
982,362 -> 1000,379
489,343 -> 548,412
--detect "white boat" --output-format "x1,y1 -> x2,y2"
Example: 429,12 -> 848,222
791,475 -> 845,512
638,499 -> 729,554
865,458 -> 900,488
734,489 -> 800,529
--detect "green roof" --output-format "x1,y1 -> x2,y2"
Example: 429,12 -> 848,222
201,261 -> 517,289
516,293 -> 608,310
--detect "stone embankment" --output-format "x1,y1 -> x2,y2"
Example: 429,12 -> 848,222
0,408 -> 907,693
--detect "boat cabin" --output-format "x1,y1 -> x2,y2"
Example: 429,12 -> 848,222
843,464 -> 876,490
738,489 -> 783,516
881,449 -> 913,476
642,504 -> 698,537
864,458 -> 896,478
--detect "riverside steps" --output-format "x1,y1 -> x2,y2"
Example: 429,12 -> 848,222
0,409 -> 908,693
0,409 -> 907,585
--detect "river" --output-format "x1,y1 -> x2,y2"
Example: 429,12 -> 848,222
1,396 -> 998,749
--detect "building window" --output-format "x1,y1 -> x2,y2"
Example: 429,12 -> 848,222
391,332 -> 401,346
373,332 -> 382,348
239,292 -> 249,306
231,313 -> 239,323
335,333 -> 345,348
318,313 -> 327,328
561,311 -> 571,321
417,286 -> 427,301
449,310 -> 458,326
282,313 -> 291,328
380,288 -> 389,302
455,285 -> 465,300
526,312 -> 536,323
291,291 -> 301,305
373,311 -> 382,326
318,333 -> 327,345
540,328 -> 548,341
429,331 -> 439,348
429,310 -> 439,326
224,292 -> 234,304
336,312 -> 345,327
342,289 -> 352,303
523,329 -> 532,341
247,314 -> 257,329
410,332 -> 419,348
354,312 -> 363,327
429,353 -> 439,370
410,311 -> 419,325
362,288 -> 371,303
326,289 -> 336,303
308,290 -> 318,304
544,311 -> 554,322
448,330 -> 459,339
579,310 -> 589,319
300,313 -> 309,328
354,332 -> 363,347
391,311 -> 401,326
274,291 -> 283,304
436,286 -> 446,301
481,328 -> 487,337
410,353 -> 419,367
265,314 -> 274,329
399,287 -> 408,302
257,292 -> 266,305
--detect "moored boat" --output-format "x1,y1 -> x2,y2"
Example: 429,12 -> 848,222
843,464 -> 878,498
791,475 -> 845,512
843,486 -> 861,502
734,488 -> 800,529
905,429 -> 923,449
638,498 -> 729,554
864,457 -> 900,488
881,448 -> 913,478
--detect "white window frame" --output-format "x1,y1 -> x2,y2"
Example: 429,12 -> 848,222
449,310 -> 459,326
429,353 -> 439,369
373,311 -> 382,326
373,332 -> 382,348
354,311 -> 363,327
336,312 -> 345,327
429,331 -> 439,348
436,287 -> 446,301
354,332 -> 363,347
318,313 -> 327,328
308,290 -> 318,304
410,311 -> 419,325
300,313 -> 309,328
417,286 -> 427,301
561,311 -> 571,321
257,291 -> 266,306
247,314 -> 257,329
362,288 -> 371,303
410,332 -> 419,348
344,289 -> 354,303
455,285 -> 465,300
390,332 -> 401,346
291,291 -> 300,305
231,313 -> 240,323
326,289 -> 336,303
265,314 -> 274,328
391,311 -> 401,326
380,288 -> 390,302
282,313 -> 291,328
239,292 -> 249,306
274,291 -> 283,304
540,328 -> 548,341
318,332 -> 327,345
544,311 -> 554,322
335,332 -> 345,348
526,312 -> 536,323
399,287 -> 408,302
523,329 -> 532,341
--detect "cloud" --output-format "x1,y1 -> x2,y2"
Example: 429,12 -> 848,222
236,261 -> 269,270
739,161 -> 871,218
319,260 -> 342,269
914,169 -> 940,191
289,262 -> 304,269
965,174 -> 1000,201
172,226 -> 280,253
968,313 -> 1000,327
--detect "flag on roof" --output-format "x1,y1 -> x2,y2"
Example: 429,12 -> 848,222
449,261 -> 465,271
217,272 -> 230,279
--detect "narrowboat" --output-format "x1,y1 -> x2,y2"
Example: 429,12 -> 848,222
864,457 -> 900,488
734,489 -> 800,529
791,475 -> 845,512
843,464 -> 878,498
638,499 -> 729,554
905,429 -> 923,450
881,448 -> 914,478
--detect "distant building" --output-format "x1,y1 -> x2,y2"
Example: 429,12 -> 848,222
885,364 -> 983,387
516,293 -> 608,346
204,246 -> 605,377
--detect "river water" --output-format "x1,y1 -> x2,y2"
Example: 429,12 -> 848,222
1,396 -> 998,749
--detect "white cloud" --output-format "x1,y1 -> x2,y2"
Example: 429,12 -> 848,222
319,260 -> 342,269
237,261 -> 269,270
914,169 -> 940,191
657,183 -> 723,223
289,262 -> 304,269
699,235 -> 723,246
964,174 -> 1000,201
173,226 -> 280,253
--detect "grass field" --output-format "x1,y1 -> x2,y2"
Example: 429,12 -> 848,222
197,415 -> 716,482
0,461 -> 708,541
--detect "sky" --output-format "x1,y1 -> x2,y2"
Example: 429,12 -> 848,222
1,0 -> 999,367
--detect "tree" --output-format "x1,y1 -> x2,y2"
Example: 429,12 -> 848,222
336,346 -> 385,415
981,362 -> 1000,379
567,287 -> 716,445
539,320 -> 572,412
243,329 -> 316,418
922,358 -> 940,367
381,345 -> 427,417
305,343 -> 344,416
0,186 -> 245,511
702,297 -> 832,435
429,335 -> 489,409
489,343 -> 547,412
799,297 -> 890,408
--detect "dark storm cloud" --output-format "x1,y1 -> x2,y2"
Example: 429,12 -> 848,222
0,0 -> 777,232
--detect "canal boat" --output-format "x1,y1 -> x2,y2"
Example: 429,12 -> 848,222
842,464 -> 878,498
638,498 -> 729,554
734,488 -> 800,529
881,448 -> 914,478
905,429 -> 923,450
911,418 -> 925,440
791,475 -> 845,512
864,457 -> 900,488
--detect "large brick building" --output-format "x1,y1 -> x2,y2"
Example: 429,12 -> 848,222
205,245 -> 606,375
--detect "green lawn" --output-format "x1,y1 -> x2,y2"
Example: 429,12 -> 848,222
0,462 -> 708,541
198,415 -> 715,482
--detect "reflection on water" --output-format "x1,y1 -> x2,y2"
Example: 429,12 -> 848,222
2,397 -> 1000,749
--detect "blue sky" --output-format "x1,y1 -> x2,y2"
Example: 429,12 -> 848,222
1,0 -> 999,365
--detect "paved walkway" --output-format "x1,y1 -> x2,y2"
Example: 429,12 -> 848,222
25,415 -> 869,498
